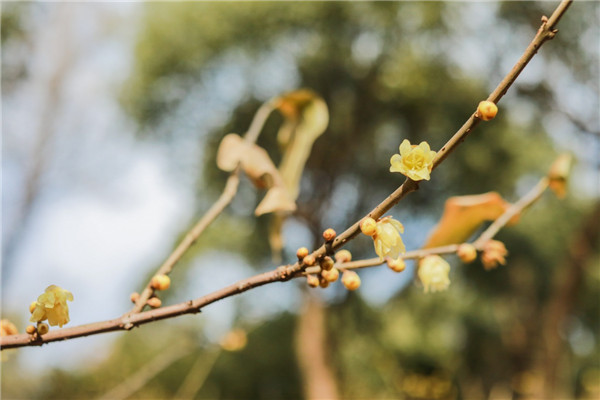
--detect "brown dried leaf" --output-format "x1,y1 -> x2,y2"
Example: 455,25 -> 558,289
216,133 -> 297,216
276,89 -> 329,200
424,192 -> 520,248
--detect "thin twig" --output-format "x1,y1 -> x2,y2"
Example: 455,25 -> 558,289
0,0 -> 571,350
96,344 -> 191,400
314,175 -> 551,273
128,101 -> 276,315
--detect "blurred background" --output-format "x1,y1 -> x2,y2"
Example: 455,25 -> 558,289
1,2 -> 599,399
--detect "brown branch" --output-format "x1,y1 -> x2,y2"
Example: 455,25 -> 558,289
316,175 -> 551,273
0,0 -> 572,350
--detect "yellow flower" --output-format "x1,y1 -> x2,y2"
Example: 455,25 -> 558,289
372,216 -> 406,261
418,255 -> 451,293
30,285 -> 73,327
390,140 -> 437,181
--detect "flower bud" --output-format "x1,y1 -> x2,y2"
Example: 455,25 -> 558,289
341,270 -> 361,291
360,217 -> 377,236
296,247 -> 309,260
29,301 -> 37,314
37,322 -> 49,335
477,101 -> 498,121
457,244 -> 477,263
306,274 -> 319,288
319,276 -> 330,288
323,228 -> 337,242
26,325 -> 37,335
151,274 -> 171,291
147,297 -> 162,308
321,268 -> 339,283
0,319 -> 18,336
386,258 -> 406,272
481,240 -> 508,270
320,256 -> 334,271
303,254 -> 316,266
130,292 -> 140,303
335,249 -> 352,263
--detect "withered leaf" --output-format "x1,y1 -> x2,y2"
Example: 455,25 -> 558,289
423,192 -> 520,248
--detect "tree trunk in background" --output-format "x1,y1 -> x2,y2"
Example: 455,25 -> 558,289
536,203 -> 600,399
295,293 -> 339,400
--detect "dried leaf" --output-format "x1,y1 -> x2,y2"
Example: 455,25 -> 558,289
276,89 -> 329,200
267,90 -> 329,260
548,153 -> 572,198
216,133 -> 296,215
423,192 -> 519,248
255,187 -> 296,216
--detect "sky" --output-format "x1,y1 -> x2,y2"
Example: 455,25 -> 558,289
2,1 -> 598,373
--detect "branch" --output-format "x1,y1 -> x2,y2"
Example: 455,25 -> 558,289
0,0 -> 572,350
128,100 -> 276,315
316,175 -> 551,273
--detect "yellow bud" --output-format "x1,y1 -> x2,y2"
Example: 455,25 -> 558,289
26,325 -> 37,335
477,101 -> 498,121
323,228 -> 337,242
303,254 -> 316,266
341,270 -> 361,291
29,301 -> 37,314
147,297 -> 162,308
37,322 -> 49,335
335,249 -> 352,263
457,244 -> 477,263
130,292 -> 140,303
319,276 -> 330,288
360,217 -> 377,236
151,274 -> 171,291
296,247 -> 309,260
321,268 -> 340,283
386,258 -> 406,272
0,319 -> 18,336
306,274 -> 319,288
320,256 -> 334,271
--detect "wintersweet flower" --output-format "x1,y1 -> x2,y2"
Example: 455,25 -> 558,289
390,139 -> 437,181
30,285 -> 73,327
371,216 -> 406,261
418,255 -> 451,293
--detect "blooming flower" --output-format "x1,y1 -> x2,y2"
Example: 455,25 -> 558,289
418,255 -> 451,293
390,140 -> 437,181
481,240 -> 508,270
30,285 -> 73,327
370,216 -> 406,261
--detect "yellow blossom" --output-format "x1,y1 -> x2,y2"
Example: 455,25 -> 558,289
372,216 -> 406,261
418,255 -> 451,293
390,140 -> 437,181
30,285 -> 73,327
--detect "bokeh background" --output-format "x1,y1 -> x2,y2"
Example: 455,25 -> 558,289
2,2 -> 599,399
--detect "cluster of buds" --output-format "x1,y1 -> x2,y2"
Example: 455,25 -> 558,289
302,245 -> 361,291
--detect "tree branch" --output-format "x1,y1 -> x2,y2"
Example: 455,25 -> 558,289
127,100 -> 276,315
0,0 -> 572,350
